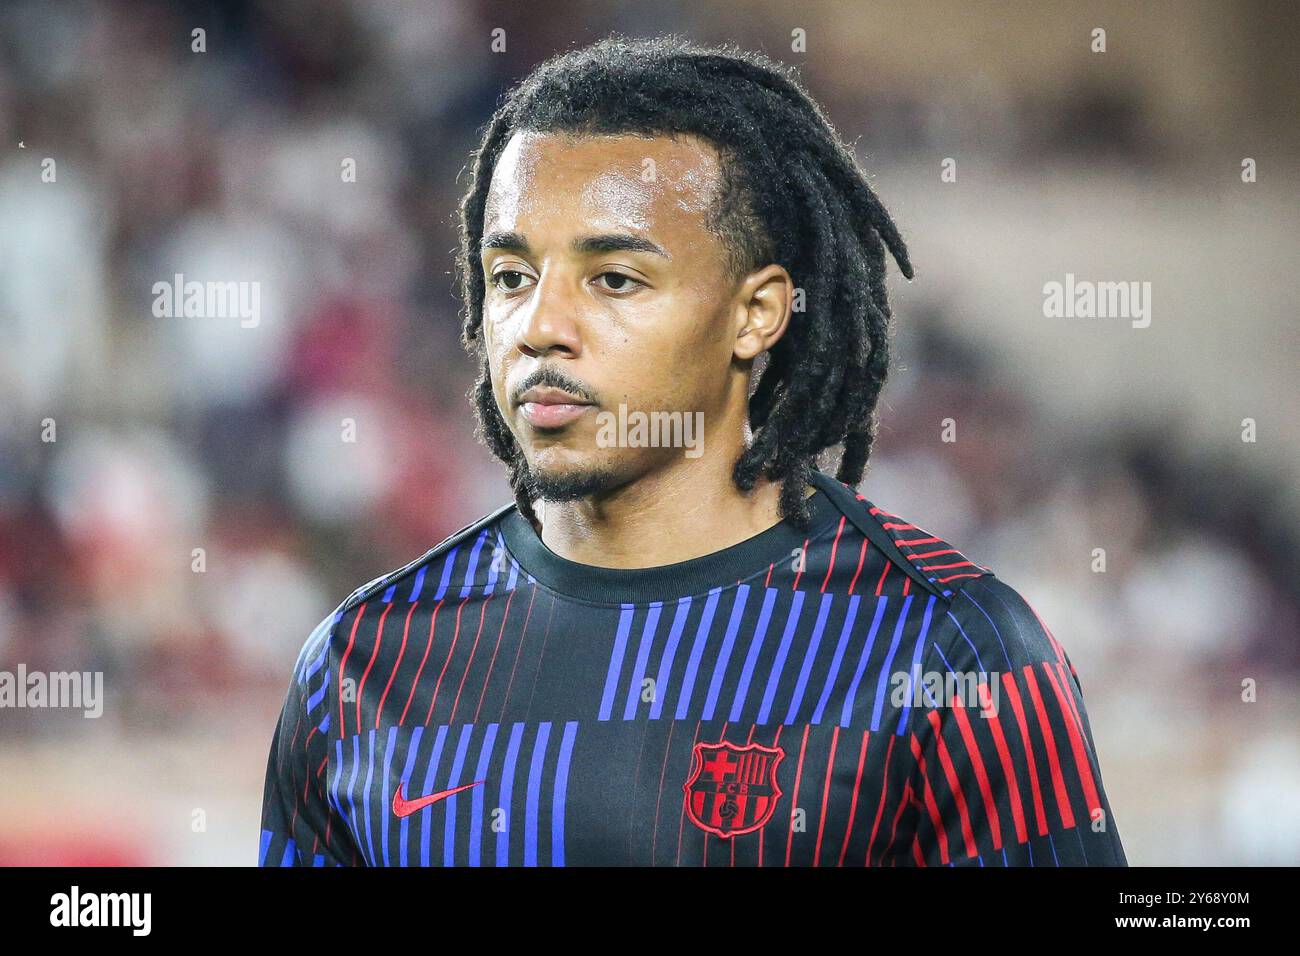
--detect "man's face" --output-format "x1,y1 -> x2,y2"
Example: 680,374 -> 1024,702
479,129 -> 753,502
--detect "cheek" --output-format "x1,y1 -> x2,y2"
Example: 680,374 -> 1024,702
483,309 -> 514,370
658,286 -> 732,361
609,299 -> 726,409
483,325 -> 512,407
482,304 -> 501,352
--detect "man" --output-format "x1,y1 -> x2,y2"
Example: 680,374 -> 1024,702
259,35 -> 1127,867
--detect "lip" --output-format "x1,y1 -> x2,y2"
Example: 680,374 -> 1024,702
519,401 -> 591,428
516,385 -> 591,406
514,385 -> 594,429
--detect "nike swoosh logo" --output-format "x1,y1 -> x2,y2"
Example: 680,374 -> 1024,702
392,779 -> 485,818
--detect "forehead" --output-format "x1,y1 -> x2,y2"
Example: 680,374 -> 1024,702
482,129 -> 723,239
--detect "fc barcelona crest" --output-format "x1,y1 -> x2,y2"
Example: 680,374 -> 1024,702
683,741 -> 785,838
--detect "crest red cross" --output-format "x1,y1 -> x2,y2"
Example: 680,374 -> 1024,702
682,740 -> 785,838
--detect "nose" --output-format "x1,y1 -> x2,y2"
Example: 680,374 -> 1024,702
515,269 -> 582,359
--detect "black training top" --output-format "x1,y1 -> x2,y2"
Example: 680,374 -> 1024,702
259,468 -> 1127,867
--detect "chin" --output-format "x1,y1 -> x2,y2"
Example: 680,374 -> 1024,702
520,456 -> 627,503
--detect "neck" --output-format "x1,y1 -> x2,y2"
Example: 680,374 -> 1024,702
534,456 -> 816,569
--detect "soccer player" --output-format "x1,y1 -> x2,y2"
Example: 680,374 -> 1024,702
259,35 -> 1127,867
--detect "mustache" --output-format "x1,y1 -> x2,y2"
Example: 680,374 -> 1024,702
511,367 -> 598,405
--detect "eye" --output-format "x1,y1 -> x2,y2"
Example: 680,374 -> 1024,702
593,271 -> 642,294
490,270 -> 534,292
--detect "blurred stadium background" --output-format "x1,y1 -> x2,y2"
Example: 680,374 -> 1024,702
0,0 -> 1297,865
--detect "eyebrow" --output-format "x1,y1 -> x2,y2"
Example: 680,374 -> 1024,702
480,230 -> 671,260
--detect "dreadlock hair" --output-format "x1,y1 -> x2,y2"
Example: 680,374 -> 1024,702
455,33 -> 914,533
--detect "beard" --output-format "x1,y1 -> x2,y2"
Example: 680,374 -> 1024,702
517,457 -> 626,502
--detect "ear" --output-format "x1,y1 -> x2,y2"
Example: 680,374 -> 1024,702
732,264 -> 794,361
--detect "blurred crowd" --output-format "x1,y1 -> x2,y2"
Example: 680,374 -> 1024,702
0,0 -> 1295,865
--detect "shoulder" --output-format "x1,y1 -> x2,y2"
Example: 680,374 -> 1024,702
813,472 -> 1067,671
811,470 -> 992,600
857,499 -> 992,598
937,573 -> 1069,674
339,500 -> 517,614
338,502 -> 514,613
863,500 -> 1064,670
287,498 -> 518,677
846,495 -> 1083,709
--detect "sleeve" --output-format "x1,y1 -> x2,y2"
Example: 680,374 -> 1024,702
258,612 -> 353,867
896,574 -> 1128,867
